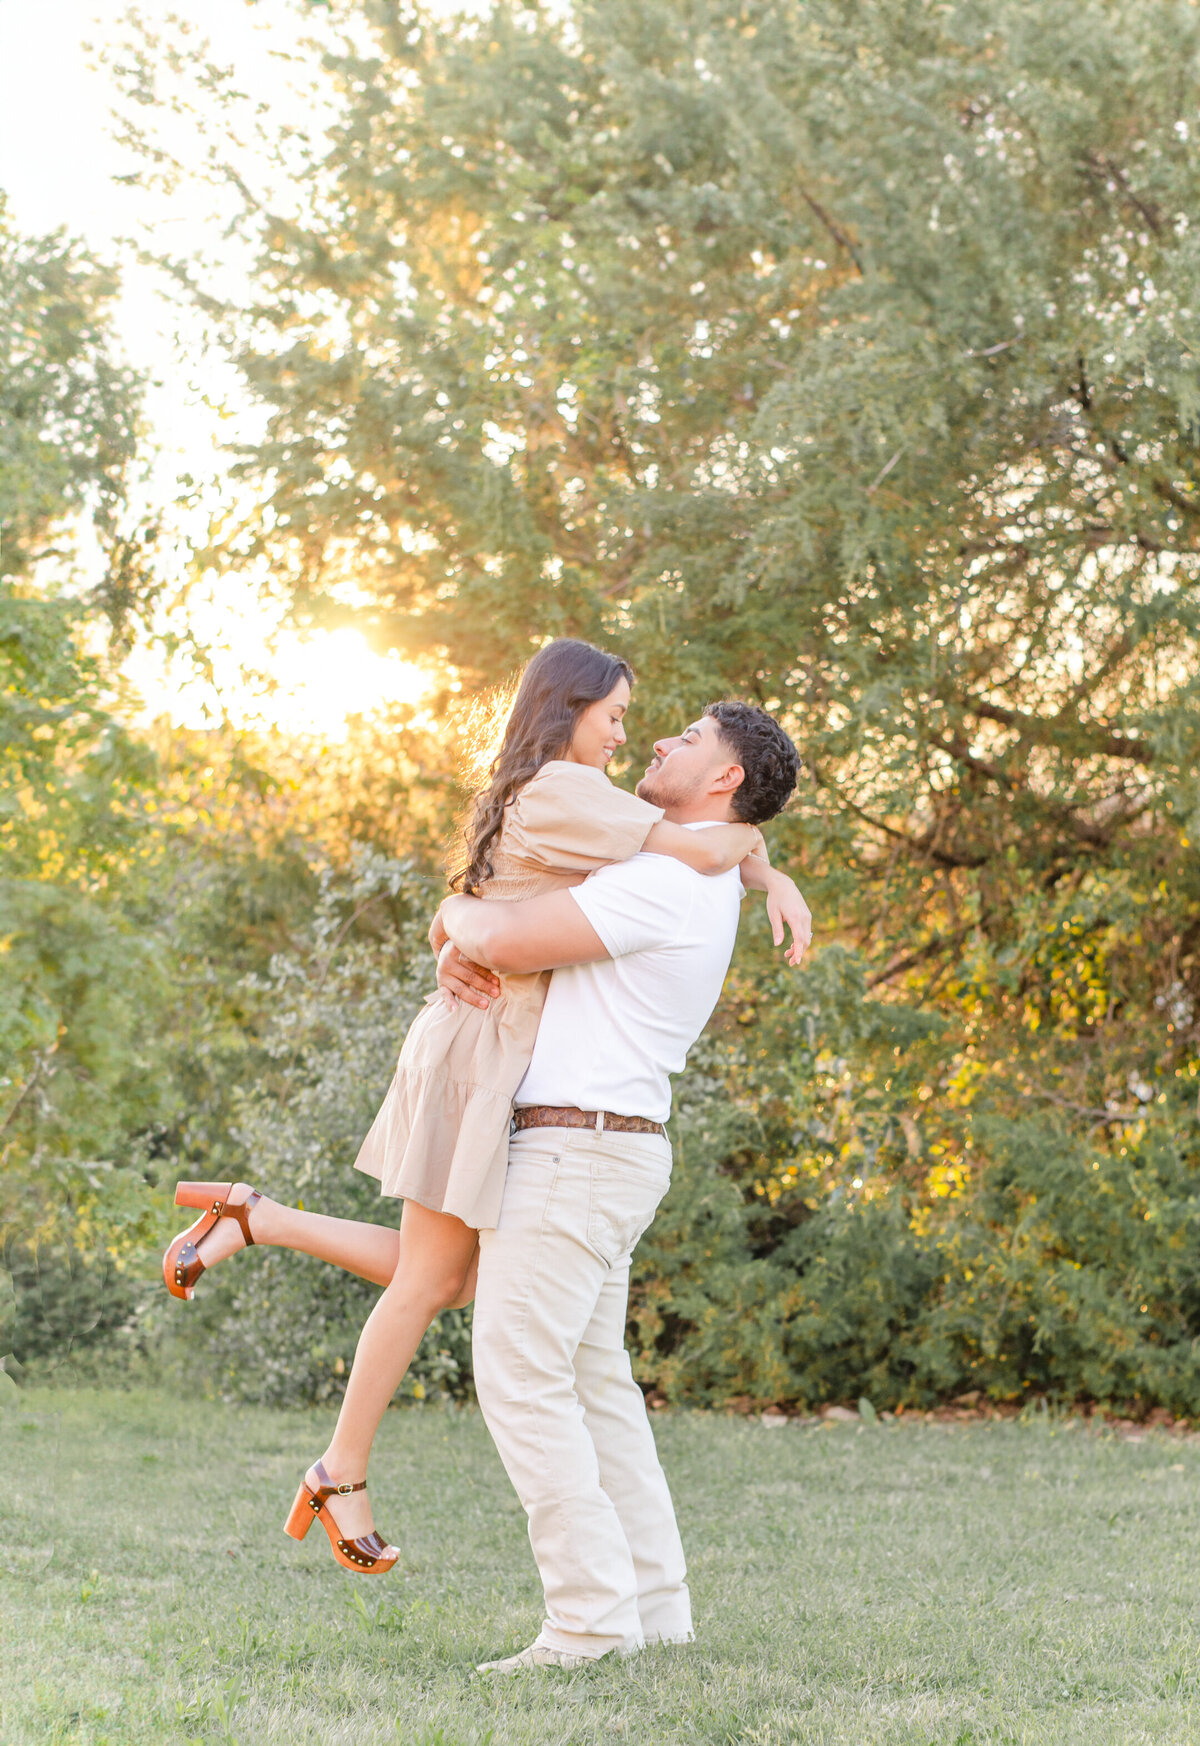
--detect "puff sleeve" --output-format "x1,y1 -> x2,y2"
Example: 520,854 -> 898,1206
502,760 -> 664,874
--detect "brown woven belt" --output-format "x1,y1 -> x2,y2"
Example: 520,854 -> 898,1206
512,1104 -> 665,1137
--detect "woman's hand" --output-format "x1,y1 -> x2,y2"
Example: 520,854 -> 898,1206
436,941 -> 501,1012
764,869 -> 812,967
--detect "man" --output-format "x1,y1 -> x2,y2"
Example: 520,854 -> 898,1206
435,701 -> 807,1672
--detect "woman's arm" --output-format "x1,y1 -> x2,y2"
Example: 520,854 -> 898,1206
642,819 -> 762,875
429,907 -> 449,957
739,858 -> 813,967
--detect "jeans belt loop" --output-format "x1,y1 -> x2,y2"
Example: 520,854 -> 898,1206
595,1108 -> 605,1133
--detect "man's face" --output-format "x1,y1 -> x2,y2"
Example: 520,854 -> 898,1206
636,714 -> 739,811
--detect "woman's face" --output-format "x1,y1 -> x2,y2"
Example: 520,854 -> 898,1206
566,676 -> 631,770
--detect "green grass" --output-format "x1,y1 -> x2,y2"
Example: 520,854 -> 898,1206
3,1389 -> 1200,1744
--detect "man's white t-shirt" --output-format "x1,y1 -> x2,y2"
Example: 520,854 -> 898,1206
515,827 -> 744,1123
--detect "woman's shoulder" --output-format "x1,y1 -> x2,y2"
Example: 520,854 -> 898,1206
506,760 -> 610,805
498,758 -> 661,871
526,758 -> 609,787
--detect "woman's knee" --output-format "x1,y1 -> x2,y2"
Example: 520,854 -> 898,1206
445,1251 -> 478,1311
388,1262 -> 462,1315
433,1270 -> 472,1312
390,1211 -> 477,1313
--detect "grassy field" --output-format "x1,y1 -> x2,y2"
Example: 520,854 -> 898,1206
3,1388 -> 1200,1745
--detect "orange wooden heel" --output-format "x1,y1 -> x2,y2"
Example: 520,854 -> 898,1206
284,1483 -> 317,1541
283,1461 -> 399,1575
175,1180 -> 236,1211
162,1182 -> 261,1301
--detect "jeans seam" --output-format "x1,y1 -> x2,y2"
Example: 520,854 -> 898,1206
586,1152 -> 613,1270
543,1138 -> 607,1635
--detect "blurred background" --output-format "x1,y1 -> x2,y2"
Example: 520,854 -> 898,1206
4,0 -> 1200,1418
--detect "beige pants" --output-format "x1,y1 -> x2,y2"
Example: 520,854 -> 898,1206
472,1126 -> 693,1658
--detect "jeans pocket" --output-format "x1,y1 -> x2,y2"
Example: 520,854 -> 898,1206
497,1140 -> 562,1234
586,1156 -> 672,1267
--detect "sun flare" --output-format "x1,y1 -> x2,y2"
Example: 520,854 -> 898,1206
125,612 -> 435,742
259,627 -> 433,739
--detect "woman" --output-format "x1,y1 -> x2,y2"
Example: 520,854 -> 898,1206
164,641 -> 802,1573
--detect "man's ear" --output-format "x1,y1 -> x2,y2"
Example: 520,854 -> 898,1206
710,761 -> 746,799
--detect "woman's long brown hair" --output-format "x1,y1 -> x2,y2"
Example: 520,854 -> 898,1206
451,639 -> 634,895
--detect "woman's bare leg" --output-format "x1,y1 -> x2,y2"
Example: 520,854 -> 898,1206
309,1201 -> 479,1538
257,1198 -> 406,1285
185,1184 -> 404,1285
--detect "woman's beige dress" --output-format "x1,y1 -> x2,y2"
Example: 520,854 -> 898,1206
354,761 -> 663,1230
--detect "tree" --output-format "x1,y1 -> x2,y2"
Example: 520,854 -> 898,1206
118,0 -> 1200,885
107,0 -> 1200,1409
0,196 -> 163,1365
0,196 -> 149,620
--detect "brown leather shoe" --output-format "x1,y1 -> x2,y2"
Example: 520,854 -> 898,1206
162,1181 -> 261,1301
283,1460 -> 399,1574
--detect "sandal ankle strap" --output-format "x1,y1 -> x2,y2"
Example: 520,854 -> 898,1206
211,1186 -> 261,1248
310,1459 -> 368,1502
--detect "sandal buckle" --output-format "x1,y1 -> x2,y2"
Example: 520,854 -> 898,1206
336,1483 -> 355,1495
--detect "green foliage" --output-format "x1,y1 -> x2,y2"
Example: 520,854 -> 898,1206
3,1241 -> 141,1372
113,0 -> 1200,1109
0,194 -> 157,647
630,933 -> 1200,1414
1,608 -> 453,1375
116,0 -> 1200,833
0,581 -> 169,1349
0,193 -> 162,1364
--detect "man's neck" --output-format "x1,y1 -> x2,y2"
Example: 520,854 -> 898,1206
662,801 -> 737,826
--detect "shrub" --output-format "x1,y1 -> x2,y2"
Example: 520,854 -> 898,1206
628,939 -> 1200,1417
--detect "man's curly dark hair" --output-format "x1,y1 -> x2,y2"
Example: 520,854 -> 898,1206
704,700 -> 800,825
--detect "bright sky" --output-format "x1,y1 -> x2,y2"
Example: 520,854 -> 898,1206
0,0 -> 435,738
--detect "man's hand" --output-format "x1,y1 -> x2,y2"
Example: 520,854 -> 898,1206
766,872 -> 812,967
436,941 -> 501,1012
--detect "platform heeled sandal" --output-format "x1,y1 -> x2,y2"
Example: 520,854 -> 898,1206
163,1181 -> 262,1301
284,1460 -> 399,1574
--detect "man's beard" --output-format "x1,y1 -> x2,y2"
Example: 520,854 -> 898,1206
637,761 -> 703,810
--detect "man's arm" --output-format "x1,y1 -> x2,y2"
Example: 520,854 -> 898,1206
438,890 -> 611,975
739,858 -> 813,967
